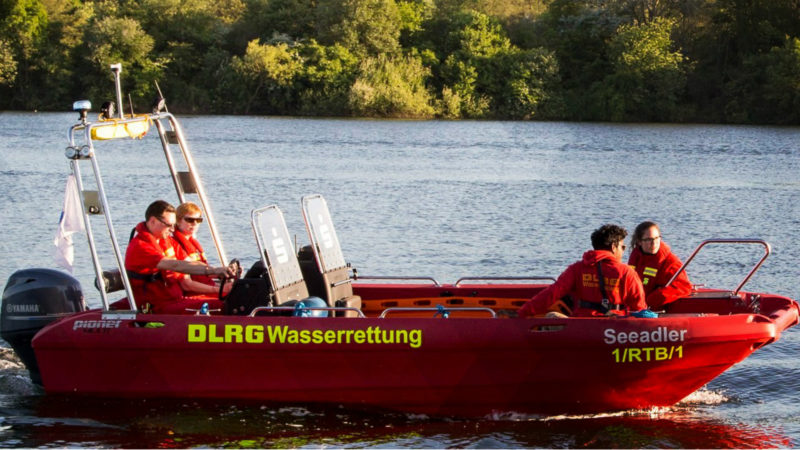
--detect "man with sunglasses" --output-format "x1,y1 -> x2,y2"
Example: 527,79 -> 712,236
125,200 -> 234,314
517,224 -> 647,318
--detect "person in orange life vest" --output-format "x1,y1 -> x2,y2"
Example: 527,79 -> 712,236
125,200 -> 233,313
172,201 -> 233,295
517,224 -> 647,318
628,221 -> 692,310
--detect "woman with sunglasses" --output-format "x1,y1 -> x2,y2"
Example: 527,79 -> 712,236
628,221 -> 692,310
174,202 -> 230,295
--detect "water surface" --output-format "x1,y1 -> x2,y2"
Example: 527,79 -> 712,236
0,113 -> 798,447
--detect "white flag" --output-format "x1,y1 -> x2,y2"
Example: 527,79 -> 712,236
53,174 -> 85,273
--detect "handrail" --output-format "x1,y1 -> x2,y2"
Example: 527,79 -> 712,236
379,307 -> 497,318
665,238 -> 771,295
352,275 -> 440,286
455,276 -> 556,286
250,306 -> 366,318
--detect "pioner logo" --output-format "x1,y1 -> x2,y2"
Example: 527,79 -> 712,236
188,324 -> 423,348
73,320 -> 122,331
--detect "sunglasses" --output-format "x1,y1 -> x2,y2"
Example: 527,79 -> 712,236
156,216 -> 176,229
641,236 -> 661,244
183,216 -> 204,224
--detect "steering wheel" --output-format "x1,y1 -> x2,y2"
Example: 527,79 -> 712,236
218,258 -> 242,302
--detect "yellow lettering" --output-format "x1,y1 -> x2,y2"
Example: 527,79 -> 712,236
266,325 -> 288,343
246,325 -> 263,343
208,324 -> 223,343
409,330 -> 422,348
188,324 -> 206,342
225,324 -> 243,343
312,329 -> 324,344
656,347 -> 669,360
354,330 -> 365,343
324,330 -> 336,344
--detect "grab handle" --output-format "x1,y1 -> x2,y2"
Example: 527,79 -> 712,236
665,238 -> 770,295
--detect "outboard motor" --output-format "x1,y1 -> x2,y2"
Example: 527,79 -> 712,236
1,268 -> 86,385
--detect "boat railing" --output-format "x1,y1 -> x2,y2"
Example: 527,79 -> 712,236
665,238 -> 771,295
352,274 -> 441,286
454,276 -> 556,286
249,306 -> 366,318
379,307 -> 497,318
65,63 -> 229,311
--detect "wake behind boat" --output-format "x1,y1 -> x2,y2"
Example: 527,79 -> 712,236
1,64 -> 797,416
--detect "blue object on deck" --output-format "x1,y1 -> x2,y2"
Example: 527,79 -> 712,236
631,309 -> 658,318
293,296 -> 329,317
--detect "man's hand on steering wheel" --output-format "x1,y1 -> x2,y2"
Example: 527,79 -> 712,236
217,259 -> 241,301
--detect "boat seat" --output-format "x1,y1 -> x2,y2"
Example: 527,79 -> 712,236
251,204 -> 330,316
301,194 -> 362,317
95,269 -> 124,293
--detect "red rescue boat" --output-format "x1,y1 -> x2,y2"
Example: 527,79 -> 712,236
1,64 -> 797,416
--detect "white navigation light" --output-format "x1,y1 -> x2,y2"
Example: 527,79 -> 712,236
73,100 -> 91,111
73,100 -> 91,122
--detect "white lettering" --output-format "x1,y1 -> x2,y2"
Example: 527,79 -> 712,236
603,327 -> 688,345
73,320 -> 122,331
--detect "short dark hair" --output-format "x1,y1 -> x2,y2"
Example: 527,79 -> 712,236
145,200 -> 175,221
591,224 -> 627,251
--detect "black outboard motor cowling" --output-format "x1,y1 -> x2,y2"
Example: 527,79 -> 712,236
1,268 -> 86,385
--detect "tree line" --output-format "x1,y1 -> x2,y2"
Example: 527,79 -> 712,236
2,0 -> 799,123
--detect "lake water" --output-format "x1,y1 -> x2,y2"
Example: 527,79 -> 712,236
0,112 -> 799,447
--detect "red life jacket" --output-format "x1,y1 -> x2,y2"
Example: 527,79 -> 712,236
518,250 -> 647,317
628,241 -> 692,309
172,229 -> 215,286
124,222 -> 186,309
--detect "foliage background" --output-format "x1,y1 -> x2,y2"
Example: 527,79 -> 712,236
1,0 -> 799,123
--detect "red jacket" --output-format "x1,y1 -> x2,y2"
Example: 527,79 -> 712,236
628,242 -> 692,309
173,229 -> 215,286
518,250 -> 647,317
125,222 -> 187,310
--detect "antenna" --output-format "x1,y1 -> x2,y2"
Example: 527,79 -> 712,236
109,63 -> 124,119
154,80 -> 169,113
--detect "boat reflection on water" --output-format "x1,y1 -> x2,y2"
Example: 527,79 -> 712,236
2,395 -> 790,448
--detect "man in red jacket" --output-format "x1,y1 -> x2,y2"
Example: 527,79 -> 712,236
125,200 -> 233,313
518,224 -> 647,318
628,221 -> 692,309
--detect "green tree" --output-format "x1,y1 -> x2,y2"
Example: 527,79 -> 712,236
0,39 -> 17,87
594,17 -> 686,121
316,0 -> 401,55
0,0 -> 47,107
723,37 -> 800,124
348,53 -> 435,117
236,0 -> 316,44
31,0 -> 93,109
231,39 -> 303,113
535,0 -> 620,119
127,0 -> 244,111
438,10 -> 510,117
490,47 -> 561,119
78,13 -> 164,105
0,0 -> 47,60
438,10 -> 560,118
295,40 -> 359,115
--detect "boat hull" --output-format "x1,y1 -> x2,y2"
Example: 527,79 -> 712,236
31,301 -> 793,416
